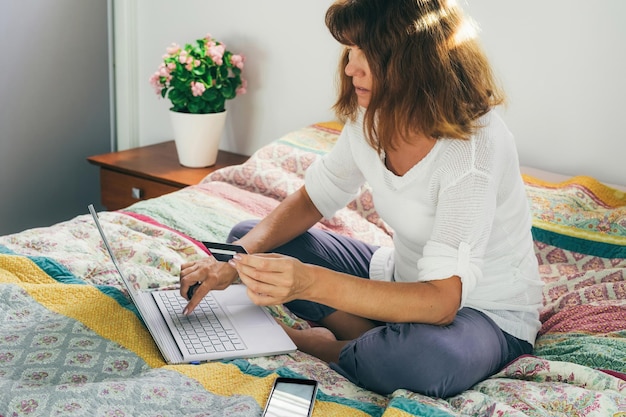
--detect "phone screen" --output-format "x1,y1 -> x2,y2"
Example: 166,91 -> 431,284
262,378 -> 318,417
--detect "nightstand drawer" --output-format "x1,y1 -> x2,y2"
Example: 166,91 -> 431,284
87,141 -> 248,211
100,169 -> 180,210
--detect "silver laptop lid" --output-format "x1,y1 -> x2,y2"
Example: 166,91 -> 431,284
88,205 -> 143,303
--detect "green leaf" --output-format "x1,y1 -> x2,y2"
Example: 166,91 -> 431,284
221,83 -> 235,100
202,89 -> 218,101
174,72 -> 189,84
168,88 -> 183,101
193,65 -> 206,76
188,101 -> 201,113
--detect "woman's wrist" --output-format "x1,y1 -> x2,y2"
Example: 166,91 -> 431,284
217,261 -> 241,287
303,264 -> 329,304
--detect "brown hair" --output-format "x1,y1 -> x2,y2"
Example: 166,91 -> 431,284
325,0 -> 505,153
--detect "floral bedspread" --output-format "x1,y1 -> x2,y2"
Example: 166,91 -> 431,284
1,122 -> 625,416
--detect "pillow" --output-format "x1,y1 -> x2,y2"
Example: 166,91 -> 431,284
523,174 -> 626,258
204,122 -> 343,199
205,122 -> 393,247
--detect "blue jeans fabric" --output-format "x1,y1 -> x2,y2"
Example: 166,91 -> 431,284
227,220 -> 532,397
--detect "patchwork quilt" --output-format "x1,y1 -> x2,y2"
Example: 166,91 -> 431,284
1,122 -> 624,416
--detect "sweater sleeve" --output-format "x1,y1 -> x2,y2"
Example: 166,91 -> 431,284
417,138 -> 498,307
304,126 -> 366,219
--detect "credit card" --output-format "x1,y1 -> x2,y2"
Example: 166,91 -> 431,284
202,242 -> 248,262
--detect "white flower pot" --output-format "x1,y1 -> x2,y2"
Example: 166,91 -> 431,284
169,110 -> 227,168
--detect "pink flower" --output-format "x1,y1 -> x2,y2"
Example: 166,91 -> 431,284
183,55 -> 195,71
149,72 -> 163,94
207,44 -> 225,66
191,81 -> 206,97
236,78 -> 247,95
166,43 -> 180,55
179,50 -> 189,64
157,63 -> 169,77
230,54 -> 245,70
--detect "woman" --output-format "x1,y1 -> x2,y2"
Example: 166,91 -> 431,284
180,0 -> 543,398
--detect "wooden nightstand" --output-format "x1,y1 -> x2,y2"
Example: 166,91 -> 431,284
87,141 -> 248,210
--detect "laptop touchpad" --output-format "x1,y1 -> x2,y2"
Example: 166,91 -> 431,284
227,305 -> 274,327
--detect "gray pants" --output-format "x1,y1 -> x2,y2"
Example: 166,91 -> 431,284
228,220 -> 532,397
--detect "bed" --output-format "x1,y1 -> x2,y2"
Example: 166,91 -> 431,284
1,121 -> 624,416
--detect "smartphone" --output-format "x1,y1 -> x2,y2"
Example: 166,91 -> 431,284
202,241 -> 248,262
261,377 -> 318,417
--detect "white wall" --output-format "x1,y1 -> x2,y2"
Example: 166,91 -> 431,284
116,0 -> 626,186
0,0 -> 110,235
116,0 -> 338,154
464,1 -> 626,185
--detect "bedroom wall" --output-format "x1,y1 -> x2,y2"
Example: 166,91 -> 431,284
118,0 -> 625,186
464,1 -> 626,186
115,0 -> 338,153
0,0 -> 112,235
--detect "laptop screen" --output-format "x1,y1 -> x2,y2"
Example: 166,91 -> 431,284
88,205 -> 142,300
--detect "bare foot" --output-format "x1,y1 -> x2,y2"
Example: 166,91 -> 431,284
279,322 -> 336,341
278,321 -> 347,363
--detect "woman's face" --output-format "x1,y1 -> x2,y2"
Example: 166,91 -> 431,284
344,46 -> 372,108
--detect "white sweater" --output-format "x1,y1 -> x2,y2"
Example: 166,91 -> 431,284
305,110 -> 543,344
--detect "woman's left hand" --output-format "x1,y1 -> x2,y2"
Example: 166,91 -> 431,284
229,253 -> 314,306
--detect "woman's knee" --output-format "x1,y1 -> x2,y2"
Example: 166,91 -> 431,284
338,340 -> 472,396
334,321 -> 506,397
227,220 -> 259,243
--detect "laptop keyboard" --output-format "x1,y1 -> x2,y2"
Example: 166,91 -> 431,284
156,291 -> 246,354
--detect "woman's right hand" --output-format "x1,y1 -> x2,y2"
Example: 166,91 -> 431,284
179,257 -> 238,315
229,253 -> 315,307
178,185 -> 322,315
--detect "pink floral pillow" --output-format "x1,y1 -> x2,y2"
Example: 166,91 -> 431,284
204,122 -> 393,244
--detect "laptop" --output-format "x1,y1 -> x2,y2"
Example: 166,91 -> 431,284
88,204 -> 296,364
